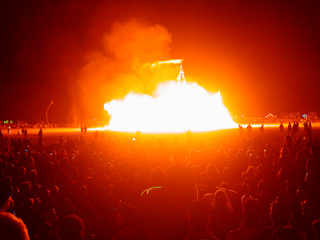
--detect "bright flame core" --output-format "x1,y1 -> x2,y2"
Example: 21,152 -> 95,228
104,81 -> 237,133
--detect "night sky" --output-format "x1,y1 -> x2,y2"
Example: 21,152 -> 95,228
1,0 -> 320,124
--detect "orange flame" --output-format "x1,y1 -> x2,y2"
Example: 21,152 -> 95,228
142,59 -> 183,68
104,81 -> 237,133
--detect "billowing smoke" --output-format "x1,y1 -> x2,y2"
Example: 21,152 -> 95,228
77,20 -> 178,124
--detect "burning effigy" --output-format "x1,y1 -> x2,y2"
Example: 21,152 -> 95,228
104,60 -> 237,133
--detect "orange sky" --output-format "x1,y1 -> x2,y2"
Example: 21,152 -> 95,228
1,0 -> 320,123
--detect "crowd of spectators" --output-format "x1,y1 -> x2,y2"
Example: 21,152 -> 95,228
0,125 -> 320,240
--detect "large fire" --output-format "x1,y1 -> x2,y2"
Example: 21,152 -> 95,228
104,61 -> 237,133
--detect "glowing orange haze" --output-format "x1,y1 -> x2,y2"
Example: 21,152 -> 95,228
104,79 -> 237,133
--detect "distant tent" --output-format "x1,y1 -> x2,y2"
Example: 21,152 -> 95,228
265,113 -> 277,122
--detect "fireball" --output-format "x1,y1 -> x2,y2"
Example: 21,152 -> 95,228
104,61 -> 237,133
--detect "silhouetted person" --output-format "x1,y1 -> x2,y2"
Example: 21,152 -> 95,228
0,129 -> 4,151
166,147 -> 198,211
305,145 -> 320,199
312,219 -> 320,240
291,122 -> 299,138
238,125 -> 243,138
246,124 -> 252,138
226,198 -> 272,240
209,190 -> 235,239
270,197 -> 307,239
283,135 -> 296,160
0,212 -> 30,240
112,161 -> 141,206
277,147 -> 296,189
139,167 -> 187,240
0,179 -> 13,212
279,122 -> 284,134
303,122 -> 308,134
273,226 -> 307,240
38,128 -> 43,147
185,199 -> 218,240
58,214 -> 85,240
295,141 -> 312,178
260,124 -> 264,136
112,202 -> 162,240
270,197 -> 291,229
288,122 -> 292,135
59,136 -> 66,146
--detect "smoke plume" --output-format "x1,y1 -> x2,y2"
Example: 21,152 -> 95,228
78,20 -> 178,123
